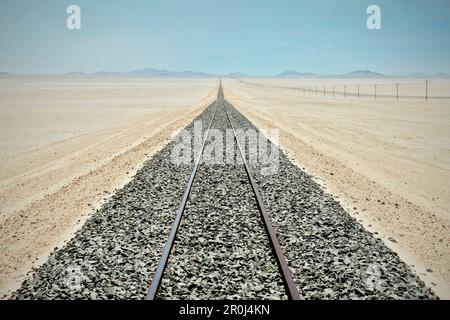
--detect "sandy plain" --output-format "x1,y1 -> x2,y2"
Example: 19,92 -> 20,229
223,77 -> 450,299
1,74 -> 448,299
0,76 -> 218,297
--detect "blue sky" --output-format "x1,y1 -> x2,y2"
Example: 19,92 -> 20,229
0,0 -> 449,75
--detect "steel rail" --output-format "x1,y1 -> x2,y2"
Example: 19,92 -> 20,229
223,100 -> 302,300
145,94 -> 220,300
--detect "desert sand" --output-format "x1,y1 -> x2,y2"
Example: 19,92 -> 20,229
223,77 -> 450,298
0,76 -> 218,297
1,75 -> 449,299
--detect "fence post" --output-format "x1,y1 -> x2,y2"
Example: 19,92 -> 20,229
425,80 -> 428,101
396,83 -> 399,101
374,84 -> 377,100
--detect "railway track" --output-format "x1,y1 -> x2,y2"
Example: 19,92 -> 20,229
12,83 -> 436,300
146,84 -> 301,300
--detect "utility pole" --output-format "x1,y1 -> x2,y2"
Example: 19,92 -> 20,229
425,80 -> 429,101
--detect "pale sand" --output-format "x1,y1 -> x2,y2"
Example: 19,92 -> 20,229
0,76 -> 218,297
223,78 -> 450,299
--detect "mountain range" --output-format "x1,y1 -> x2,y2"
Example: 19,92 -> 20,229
63,68 -> 214,77
277,70 -> 317,78
59,68 -> 450,79
337,70 -> 384,78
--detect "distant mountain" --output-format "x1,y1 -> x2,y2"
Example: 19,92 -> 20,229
405,72 -> 426,78
275,70 -> 450,78
91,68 -> 213,77
277,70 -> 301,77
172,70 -> 213,77
58,68 -> 450,79
339,71 -> 450,79
129,68 -> 167,76
93,71 -> 123,76
63,71 -> 87,76
393,72 -> 450,79
0,71 -> 8,75
431,73 -> 450,79
338,70 -> 384,78
227,72 -> 252,78
277,70 -> 316,78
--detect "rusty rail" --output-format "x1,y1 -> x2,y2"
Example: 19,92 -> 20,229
223,100 -> 302,300
146,83 -> 301,300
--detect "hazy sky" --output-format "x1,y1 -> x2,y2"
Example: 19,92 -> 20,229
1,0 -> 449,75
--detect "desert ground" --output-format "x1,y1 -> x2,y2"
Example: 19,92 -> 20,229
0,76 -> 218,297
223,77 -> 450,298
1,75 -> 449,299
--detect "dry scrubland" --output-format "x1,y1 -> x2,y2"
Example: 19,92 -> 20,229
0,76 -> 218,297
223,78 -> 450,298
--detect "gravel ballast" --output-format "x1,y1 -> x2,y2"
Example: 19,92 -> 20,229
12,87 -> 436,300
157,100 -> 286,300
